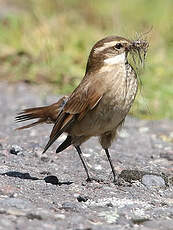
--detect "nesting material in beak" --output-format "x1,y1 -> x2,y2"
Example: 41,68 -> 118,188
129,38 -> 149,69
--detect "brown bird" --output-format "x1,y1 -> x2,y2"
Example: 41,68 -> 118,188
16,35 -> 148,183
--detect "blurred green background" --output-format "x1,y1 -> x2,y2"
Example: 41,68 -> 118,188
0,0 -> 172,119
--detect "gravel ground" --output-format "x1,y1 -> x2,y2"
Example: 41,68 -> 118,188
0,81 -> 173,230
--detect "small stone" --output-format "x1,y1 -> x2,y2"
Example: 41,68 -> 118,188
9,145 -> 23,155
142,174 -> 166,188
139,127 -> 149,133
30,130 -> 37,137
27,212 -> 42,220
132,217 -> 150,225
77,195 -> 89,202
106,202 -> 113,207
119,170 -> 144,183
7,208 -> 26,216
54,214 -> 66,220
44,175 -> 59,185
119,129 -> 129,138
94,165 -> 102,170
168,176 -> 173,186
40,171 -> 51,175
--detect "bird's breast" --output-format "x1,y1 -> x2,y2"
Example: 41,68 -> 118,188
70,63 -> 138,136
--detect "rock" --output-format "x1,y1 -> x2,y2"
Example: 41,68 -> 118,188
131,217 -> 150,225
9,145 -> 23,155
40,171 -> 51,175
77,195 -> 89,202
118,170 -> 144,183
119,170 -> 168,188
54,214 -> 66,220
44,175 -> 59,185
105,202 -> 114,207
139,127 -> 149,133
142,174 -> 166,188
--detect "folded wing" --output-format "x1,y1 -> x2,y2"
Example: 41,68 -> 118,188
43,78 -> 104,153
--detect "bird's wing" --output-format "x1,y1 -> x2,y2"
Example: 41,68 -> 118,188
43,77 -> 104,153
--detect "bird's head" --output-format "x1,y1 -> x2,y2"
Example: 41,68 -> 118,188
86,36 -> 148,74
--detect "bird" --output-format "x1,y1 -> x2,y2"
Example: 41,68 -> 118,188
16,35 -> 148,183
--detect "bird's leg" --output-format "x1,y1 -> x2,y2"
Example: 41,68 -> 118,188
104,148 -> 118,183
75,146 -> 91,182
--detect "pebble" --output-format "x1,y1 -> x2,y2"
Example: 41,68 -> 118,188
142,174 -> 166,188
119,129 -> 129,138
54,214 -> 66,220
94,165 -> 102,170
44,175 -> 59,185
105,202 -> 114,207
6,208 -> 26,216
132,217 -> 150,225
40,171 -> 51,175
77,195 -> 89,202
139,127 -> 149,133
9,145 -> 23,155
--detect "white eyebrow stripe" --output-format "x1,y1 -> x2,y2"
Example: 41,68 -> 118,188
94,41 -> 117,53
104,52 -> 125,65
94,40 -> 128,54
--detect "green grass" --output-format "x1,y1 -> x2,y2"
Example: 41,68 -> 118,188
0,0 -> 172,119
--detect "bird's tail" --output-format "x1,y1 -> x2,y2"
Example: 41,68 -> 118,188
15,96 -> 68,130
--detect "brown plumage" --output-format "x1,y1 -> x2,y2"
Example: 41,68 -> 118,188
16,96 -> 68,129
16,35 -> 148,183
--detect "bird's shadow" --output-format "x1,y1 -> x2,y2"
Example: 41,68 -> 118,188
1,171 -> 73,186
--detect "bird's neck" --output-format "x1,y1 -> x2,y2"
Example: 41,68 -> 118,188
85,52 -> 127,76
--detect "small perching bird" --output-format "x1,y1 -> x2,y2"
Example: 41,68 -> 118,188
16,35 -> 148,183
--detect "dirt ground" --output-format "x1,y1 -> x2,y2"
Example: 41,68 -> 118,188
0,82 -> 173,230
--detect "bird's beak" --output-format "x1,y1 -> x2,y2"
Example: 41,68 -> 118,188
125,39 -> 149,66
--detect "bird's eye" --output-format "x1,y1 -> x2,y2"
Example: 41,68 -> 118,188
114,43 -> 123,49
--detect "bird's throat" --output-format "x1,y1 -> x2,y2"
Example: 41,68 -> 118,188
104,52 -> 126,65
